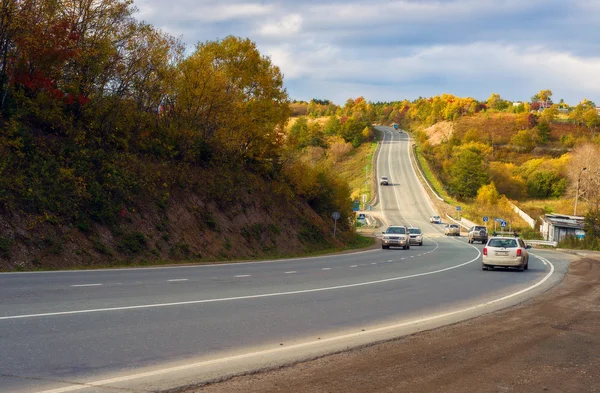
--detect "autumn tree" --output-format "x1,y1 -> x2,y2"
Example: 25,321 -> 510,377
567,144 -> 600,211
533,89 -> 553,108
167,36 -> 290,165
511,129 -> 536,152
486,93 -> 508,111
476,182 -> 501,206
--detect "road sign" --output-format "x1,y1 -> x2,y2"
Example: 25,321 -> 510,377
332,212 -> 340,238
357,213 -> 366,220
393,123 -> 399,130
456,206 -> 461,211
352,201 -> 360,211
575,229 -> 585,239
483,216 -> 489,222
500,221 -> 507,228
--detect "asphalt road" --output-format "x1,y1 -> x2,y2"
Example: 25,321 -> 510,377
0,127 -> 563,393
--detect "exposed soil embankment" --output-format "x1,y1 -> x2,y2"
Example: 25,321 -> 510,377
190,257 -> 600,393
0,170 -> 356,271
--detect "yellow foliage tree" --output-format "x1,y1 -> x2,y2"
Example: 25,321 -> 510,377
476,182 -> 501,206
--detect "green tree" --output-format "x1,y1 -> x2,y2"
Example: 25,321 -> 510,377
324,115 -> 340,136
486,93 -> 508,111
536,120 -> 551,143
511,129 -> 536,152
526,170 -> 566,198
449,150 -> 489,199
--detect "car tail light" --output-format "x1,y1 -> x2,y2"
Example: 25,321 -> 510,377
517,249 -> 522,257
483,247 -> 487,256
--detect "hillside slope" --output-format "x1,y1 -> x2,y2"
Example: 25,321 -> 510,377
0,161 -> 358,271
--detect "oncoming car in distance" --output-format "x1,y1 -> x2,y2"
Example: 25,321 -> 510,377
380,176 -> 389,186
429,215 -> 442,224
408,227 -> 423,246
482,234 -> 530,271
381,225 -> 410,249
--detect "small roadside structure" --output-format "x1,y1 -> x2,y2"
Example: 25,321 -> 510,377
540,214 -> 585,243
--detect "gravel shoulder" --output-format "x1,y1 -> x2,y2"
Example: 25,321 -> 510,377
183,257 -> 600,393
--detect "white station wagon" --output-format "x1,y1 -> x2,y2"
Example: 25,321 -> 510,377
482,235 -> 530,271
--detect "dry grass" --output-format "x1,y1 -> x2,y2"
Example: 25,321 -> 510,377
285,116 -> 330,131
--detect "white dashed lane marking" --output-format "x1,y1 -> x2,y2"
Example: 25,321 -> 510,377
234,275 -> 251,278
167,279 -> 189,282
350,265 -> 358,268
71,284 -> 102,287
322,268 -> 331,271
284,271 -> 297,274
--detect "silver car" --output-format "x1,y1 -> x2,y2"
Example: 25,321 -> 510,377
381,225 -> 410,250
408,227 -> 423,246
482,236 -> 530,271
444,224 -> 460,236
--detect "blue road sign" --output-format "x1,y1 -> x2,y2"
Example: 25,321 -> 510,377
456,206 -> 461,211
352,201 -> 360,211
357,213 -> 366,220
501,221 -> 507,227
483,216 -> 489,222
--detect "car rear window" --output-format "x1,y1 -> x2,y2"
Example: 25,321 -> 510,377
386,227 -> 406,234
450,224 -> 459,228
488,238 -> 518,248
474,226 -> 486,231
409,228 -> 421,234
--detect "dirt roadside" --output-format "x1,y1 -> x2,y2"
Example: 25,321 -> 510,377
183,257 -> 600,393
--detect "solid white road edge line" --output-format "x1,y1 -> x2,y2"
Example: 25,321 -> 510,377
37,254 -> 555,393
70,284 -> 102,287
1,249 -> 482,321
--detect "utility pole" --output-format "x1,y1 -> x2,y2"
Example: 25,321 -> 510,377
574,167 -> 587,216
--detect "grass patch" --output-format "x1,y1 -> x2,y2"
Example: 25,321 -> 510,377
0,237 -> 13,258
335,141 -> 378,205
117,232 -> 147,255
414,145 -> 459,205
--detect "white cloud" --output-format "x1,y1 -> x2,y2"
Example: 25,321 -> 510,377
307,0 -> 545,27
133,0 -> 600,104
266,41 -> 600,103
259,14 -> 303,37
134,1 -> 275,23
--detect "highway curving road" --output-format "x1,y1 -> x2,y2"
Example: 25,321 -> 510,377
0,126 -> 567,393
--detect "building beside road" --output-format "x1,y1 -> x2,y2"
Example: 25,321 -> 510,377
540,214 -> 585,243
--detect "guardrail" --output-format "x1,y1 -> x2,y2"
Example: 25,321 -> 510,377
524,240 -> 558,247
445,214 -> 470,230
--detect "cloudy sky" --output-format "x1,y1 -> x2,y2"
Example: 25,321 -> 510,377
133,0 -> 600,105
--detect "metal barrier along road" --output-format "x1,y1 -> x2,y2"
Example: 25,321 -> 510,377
524,240 -> 558,247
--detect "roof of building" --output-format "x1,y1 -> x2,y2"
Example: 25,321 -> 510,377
542,214 -> 584,229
